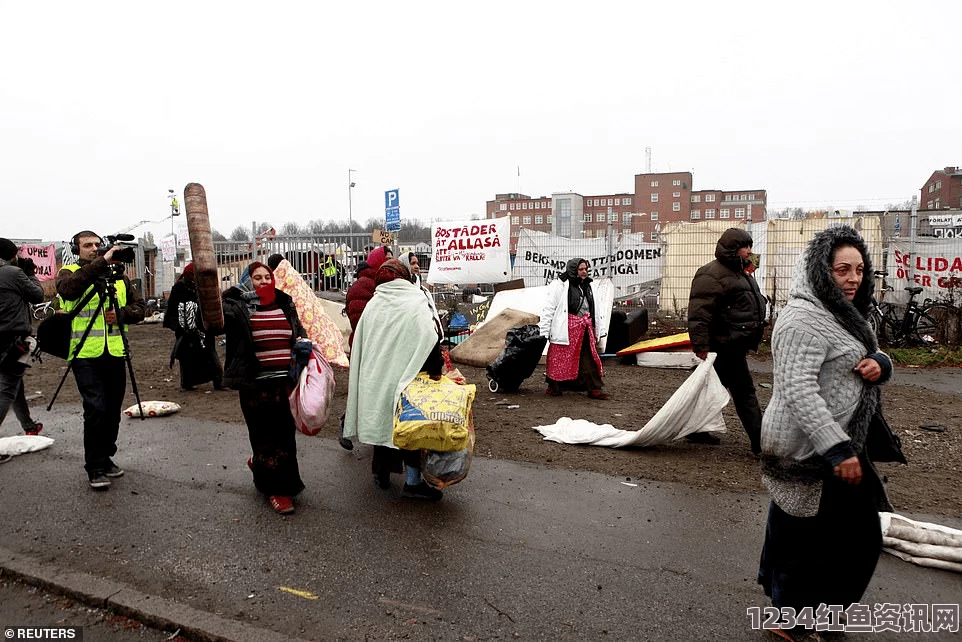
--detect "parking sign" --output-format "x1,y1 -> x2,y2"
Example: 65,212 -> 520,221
385,189 -> 401,232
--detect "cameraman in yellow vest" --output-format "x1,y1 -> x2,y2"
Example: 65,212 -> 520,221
56,231 -> 145,489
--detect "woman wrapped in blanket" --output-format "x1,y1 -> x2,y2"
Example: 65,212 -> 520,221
539,257 -> 608,400
758,225 -> 899,641
343,258 -> 445,500
221,261 -> 308,515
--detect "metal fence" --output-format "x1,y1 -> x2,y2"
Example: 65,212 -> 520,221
204,215 -> 961,344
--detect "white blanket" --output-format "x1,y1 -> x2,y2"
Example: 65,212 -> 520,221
533,354 -> 729,447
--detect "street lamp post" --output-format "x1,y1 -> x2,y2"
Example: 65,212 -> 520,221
348,169 -> 357,252
167,189 -> 180,266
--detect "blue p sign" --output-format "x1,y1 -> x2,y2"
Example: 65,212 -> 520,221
385,189 -> 400,209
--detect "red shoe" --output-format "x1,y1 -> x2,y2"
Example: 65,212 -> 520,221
269,495 -> 294,514
247,457 -> 253,471
545,388 -> 562,397
25,423 -> 42,436
588,390 -> 610,400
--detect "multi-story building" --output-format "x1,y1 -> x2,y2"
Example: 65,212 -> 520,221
486,173 -> 767,253
920,166 -> 962,211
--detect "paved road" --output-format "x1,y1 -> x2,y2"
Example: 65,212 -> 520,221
0,578 -> 174,641
1,403 -> 960,640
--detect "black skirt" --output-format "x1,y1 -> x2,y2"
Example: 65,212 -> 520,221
758,455 -> 883,611
238,377 -> 305,497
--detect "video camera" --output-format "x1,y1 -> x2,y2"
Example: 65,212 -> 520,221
97,234 -> 138,264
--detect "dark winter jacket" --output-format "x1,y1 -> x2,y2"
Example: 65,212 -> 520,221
0,260 -> 44,340
687,228 -> 767,353
345,246 -> 390,346
221,287 -> 304,389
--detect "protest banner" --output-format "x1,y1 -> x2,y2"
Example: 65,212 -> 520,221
426,218 -> 511,285
18,243 -> 57,282
886,238 -> 962,304
512,229 -> 664,296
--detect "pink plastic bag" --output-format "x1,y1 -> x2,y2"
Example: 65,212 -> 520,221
289,344 -> 336,436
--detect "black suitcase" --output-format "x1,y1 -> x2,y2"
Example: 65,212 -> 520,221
486,324 -> 548,393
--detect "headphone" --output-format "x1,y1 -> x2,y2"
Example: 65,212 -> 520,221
69,231 -> 101,255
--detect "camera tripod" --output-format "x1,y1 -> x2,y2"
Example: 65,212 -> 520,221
47,272 -> 145,420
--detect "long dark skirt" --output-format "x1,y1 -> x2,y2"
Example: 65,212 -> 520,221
758,456 -> 882,610
239,378 -> 305,497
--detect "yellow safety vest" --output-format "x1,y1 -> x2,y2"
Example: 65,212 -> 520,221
59,264 -> 129,360
322,257 -> 337,277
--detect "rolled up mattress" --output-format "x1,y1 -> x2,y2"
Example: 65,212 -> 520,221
184,183 -> 224,332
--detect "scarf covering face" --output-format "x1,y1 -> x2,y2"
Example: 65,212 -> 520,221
375,258 -> 410,286
237,260 -> 272,306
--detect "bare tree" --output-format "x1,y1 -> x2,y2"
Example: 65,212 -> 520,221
281,221 -> 302,235
229,226 -> 250,242
211,229 -> 227,242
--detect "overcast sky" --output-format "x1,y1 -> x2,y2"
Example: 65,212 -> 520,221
2,1 -> 959,243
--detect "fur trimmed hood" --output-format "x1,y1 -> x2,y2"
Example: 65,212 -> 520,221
789,224 -> 877,354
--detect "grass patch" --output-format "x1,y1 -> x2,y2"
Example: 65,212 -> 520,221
887,346 -> 962,367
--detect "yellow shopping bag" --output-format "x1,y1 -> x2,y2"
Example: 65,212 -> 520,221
393,374 -> 476,452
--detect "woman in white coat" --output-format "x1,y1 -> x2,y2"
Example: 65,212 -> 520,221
538,258 -> 609,399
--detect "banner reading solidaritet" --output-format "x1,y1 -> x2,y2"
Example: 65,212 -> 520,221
886,238 -> 962,304
426,218 -> 511,285
512,229 -> 664,296
18,244 -> 57,282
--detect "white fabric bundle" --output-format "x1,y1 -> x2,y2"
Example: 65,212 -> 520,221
533,354 -> 729,448
880,512 -> 962,573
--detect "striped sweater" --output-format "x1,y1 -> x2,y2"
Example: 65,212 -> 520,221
250,305 -> 292,377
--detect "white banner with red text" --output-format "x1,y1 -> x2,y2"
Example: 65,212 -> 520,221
885,238 -> 962,304
426,218 -> 512,285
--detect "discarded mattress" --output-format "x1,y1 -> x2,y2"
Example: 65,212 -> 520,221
617,332 -> 691,356
881,512 -> 962,573
0,435 -> 54,457
533,354 -> 730,447
449,308 -> 540,368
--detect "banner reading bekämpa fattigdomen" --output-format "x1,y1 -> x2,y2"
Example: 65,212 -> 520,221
426,218 -> 512,285
512,229 -> 664,296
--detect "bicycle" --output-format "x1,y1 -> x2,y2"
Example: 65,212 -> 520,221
869,272 -> 954,346
32,300 -> 55,321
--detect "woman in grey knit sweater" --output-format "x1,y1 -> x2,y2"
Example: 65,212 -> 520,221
757,225 -> 898,635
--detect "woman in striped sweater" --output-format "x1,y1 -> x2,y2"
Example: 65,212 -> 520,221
222,261 -> 307,515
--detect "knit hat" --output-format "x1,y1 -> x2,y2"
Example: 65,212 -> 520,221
182,263 -> 195,280
0,238 -> 18,261
375,258 -> 410,285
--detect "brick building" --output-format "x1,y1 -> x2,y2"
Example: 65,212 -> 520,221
920,166 -> 962,211
486,172 -> 767,253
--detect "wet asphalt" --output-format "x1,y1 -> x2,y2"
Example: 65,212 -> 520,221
1,400 -> 960,641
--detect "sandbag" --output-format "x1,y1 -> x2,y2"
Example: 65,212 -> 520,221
0,435 -> 54,457
289,343 -> 336,436
184,183 -> 224,333
393,374 -> 476,452
124,401 -> 181,418
449,308 -> 540,368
